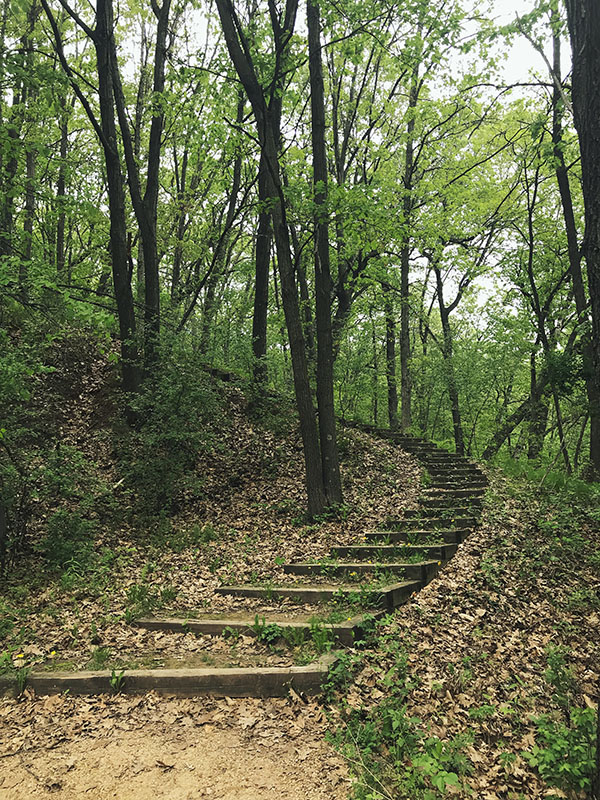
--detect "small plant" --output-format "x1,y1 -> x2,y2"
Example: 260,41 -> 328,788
222,626 -> 241,644
281,625 -> 306,648
160,585 -> 178,604
109,668 -> 126,693
309,621 -> 333,653
523,708 -> 596,795
251,615 -> 283,645
89,621 -> 101,645
14,665 -> 30,696
90,646 -> 111,669
468,703 -> 496,721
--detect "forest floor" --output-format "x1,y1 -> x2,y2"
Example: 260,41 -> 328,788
0,338 -> 598,799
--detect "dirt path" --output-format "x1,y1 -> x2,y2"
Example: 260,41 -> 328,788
0,692 -> 349,799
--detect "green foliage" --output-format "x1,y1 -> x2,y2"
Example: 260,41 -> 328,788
251,615 -> 283,645
523,709 -> 596,795
109,668 -> 126,692
332,691 -> 473,800
116,345 -> 222,514
37,510 -> 96,569
89,646 -> 111,669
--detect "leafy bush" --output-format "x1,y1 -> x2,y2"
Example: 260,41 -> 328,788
37,509 -> 96,569
117,344 -> 222,513
523,708 -> 596,795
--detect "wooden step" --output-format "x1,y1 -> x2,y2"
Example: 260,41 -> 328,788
426,465 -> 484,475
366,529 -> 471,545
429,480 -> 487,489
283,560 -> 440,583
420,496 -> 483,509
383,515 -> 478,530
422,487 -> 486,499
216,580 -> 421,610
331,543 -> 458,561
0,653 -> 338,698
404,506 -> 481,518
134,614 -> 365,647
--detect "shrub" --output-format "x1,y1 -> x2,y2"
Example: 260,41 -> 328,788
116,344 -> 222,513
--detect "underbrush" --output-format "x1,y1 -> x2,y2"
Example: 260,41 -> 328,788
327,468 -> 599,800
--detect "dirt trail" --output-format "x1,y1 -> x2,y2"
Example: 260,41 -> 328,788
0,692 -> 349,799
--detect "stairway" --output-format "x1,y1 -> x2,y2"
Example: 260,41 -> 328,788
2,431 -> 486,698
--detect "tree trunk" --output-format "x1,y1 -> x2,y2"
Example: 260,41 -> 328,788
551,20 -> 600,477
94,0 -> 141,395
383,284 -> 399,430
252,156 -> 271,388
216,0 -> 327,516
400,60 -> 419,433
564,0 -> 600,477
528,352 -> 548,459
307,0 -> 342,505
435,267 -> 465,455
56,105 -> 69,275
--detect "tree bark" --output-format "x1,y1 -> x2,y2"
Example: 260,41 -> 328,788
435,266 -> 465,455
252,155 -> 271,388
564,0 -> 600,476
528,352 -> 548,459
216,0 -> 327,516
383,284 -> 399,430
307,0 -> 342,505
400,60 -> 419,433
552,16 -> 600,474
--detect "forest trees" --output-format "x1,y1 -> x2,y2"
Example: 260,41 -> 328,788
1,0 -> 599,519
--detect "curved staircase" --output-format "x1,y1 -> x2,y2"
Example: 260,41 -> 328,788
1,432 -> 486,698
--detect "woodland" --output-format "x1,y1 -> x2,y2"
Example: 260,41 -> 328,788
0,0 -> 599,798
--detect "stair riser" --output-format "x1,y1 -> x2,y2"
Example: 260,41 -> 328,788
420,498 -> 483,509
366,530 -> 471,545
429,482 -> 487,489
134,617 -> 357,647
0,658 -> 337,698
216,582 -> 420,609
383,517 -> 477,530
423,489 -> 486,498
331,544 -> 458,561
284,562 -> 439,583
405,507 -> 481,518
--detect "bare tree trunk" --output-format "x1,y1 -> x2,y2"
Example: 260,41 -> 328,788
435,267 -> 465,455
383,284 -> 399,430
528,352 -> 548,459
252,156 -> 271,387
400,59 -> 419,433
56,103 -> 69,275
564,0 -> 600,477
307,0 -> 342,505
216,0 -> 327,515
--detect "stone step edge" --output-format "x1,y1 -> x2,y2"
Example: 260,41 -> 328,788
0,652 -> 339,699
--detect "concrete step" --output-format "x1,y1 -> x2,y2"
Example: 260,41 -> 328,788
331,543 -> 458,561
283,560 -> 440,583
216,580 -> 421,610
